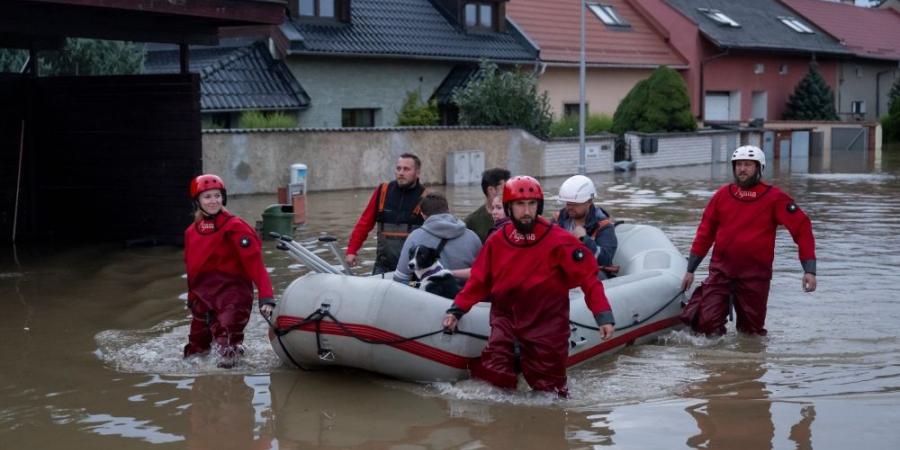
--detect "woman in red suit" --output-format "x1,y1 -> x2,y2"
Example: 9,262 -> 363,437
184,174 -> 275,368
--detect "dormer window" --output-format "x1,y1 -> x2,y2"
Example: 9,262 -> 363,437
465,3 -> 494,31
698,8 -> 740,27
300,0 -> 335,18
779,16 -> 814,34
588,4 -> 629,28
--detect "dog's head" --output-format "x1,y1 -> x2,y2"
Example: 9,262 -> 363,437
408,244 -> 443,279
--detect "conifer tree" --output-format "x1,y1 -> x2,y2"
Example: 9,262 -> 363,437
783,64 -> 839,120
887,76 -> 900,113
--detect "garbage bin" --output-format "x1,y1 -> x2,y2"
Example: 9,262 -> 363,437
261,204 -> 294,239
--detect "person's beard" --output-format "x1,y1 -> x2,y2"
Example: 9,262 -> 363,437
733,164 -> 760,189
512,215 -> 535,234
733,172 -> 759,189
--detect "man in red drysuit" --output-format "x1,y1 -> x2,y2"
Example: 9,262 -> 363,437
680,146 -> 817,336
184,174 -> 275,367
442,176 -> 615,396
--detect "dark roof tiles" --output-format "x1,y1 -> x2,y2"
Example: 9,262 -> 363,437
665,0 -> 850,55
143,41 -> 310,111
283,0 -> 537,62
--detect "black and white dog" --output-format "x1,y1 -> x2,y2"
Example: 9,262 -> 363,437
407,244 -> 460,299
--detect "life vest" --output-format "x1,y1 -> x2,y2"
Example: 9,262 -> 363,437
374,181 -> 426,240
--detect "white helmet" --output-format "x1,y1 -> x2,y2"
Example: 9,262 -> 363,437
558,175 -> 596,203
731,145 -> 766,171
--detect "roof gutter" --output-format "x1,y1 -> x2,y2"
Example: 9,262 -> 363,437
284,49 -> 539,66
541,61 -> 689,70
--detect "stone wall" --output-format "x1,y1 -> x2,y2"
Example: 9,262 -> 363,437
625,130 -> 739,169
543,135 -> 616,176
203,127 -> 545,194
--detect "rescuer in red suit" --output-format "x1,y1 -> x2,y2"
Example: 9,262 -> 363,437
441,176 -> 615,396
680,146 -> 817,336
184,174 -> 275,368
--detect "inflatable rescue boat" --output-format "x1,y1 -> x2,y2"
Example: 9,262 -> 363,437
268,223 -> 686,382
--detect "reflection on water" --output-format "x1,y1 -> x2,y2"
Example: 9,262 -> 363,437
2,150 -> 900,449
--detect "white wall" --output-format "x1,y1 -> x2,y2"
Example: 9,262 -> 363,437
543,137 -> 615,175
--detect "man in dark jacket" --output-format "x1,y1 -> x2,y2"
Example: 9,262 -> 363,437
465,168 -> 510,242
345,153 -> 426,274
554,175 -> 618,278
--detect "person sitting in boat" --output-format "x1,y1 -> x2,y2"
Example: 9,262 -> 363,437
465,168 -> 511,242
680,146 -> 817,336
486,193 -> 510,238
441,176 -> 615,397
183,174 -> 275,368
345,153 -> 426,274
393,192 -> 482,285
553,175 -> 618,279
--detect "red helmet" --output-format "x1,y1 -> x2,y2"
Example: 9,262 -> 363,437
190,174 -> 227,205
503,175 -> 544,215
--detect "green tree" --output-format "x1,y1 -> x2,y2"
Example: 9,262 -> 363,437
0,49 -> 28,73
783,64 -> 839,120
395,90 -> 439,126
0,39 -> 142,75
887,76 -> 900,112
883,98 -> 900,143
452,61 -> 552,138
612,66 -> 695,134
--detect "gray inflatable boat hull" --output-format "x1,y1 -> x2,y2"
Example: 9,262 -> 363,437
269,223 -> 686,382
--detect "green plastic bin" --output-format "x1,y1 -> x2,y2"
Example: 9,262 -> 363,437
261,204 -> 294,239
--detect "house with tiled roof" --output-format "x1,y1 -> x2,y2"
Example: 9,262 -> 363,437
274,0 -> 537,127
507,0 -> 688,119
781,0 -> 900,121
634,0 -> 851,122
144,38 -> 311,128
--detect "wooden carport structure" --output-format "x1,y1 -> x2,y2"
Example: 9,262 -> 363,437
0,0 -> 286,244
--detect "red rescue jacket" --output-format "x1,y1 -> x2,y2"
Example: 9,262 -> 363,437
184,210 -> 273,302
689,182 -> 816,279
453,217 -> 612,327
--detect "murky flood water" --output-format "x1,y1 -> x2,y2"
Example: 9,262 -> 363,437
3,148 -> 900,449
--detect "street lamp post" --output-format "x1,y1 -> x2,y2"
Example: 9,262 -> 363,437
578,0 -> 587,175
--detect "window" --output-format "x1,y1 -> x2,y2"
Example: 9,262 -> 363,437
563,103 -> 588,117
342,108 -> 377,127
855,66 -> 863,78
778,16 -> 814,34
465,3 -> 494,30
754,63 -> 764,74
779,64 -> 789,75
298,0 -> 336,18
698,8 -> 740,27
588,4 -> 629,27
851,101 -> 866,114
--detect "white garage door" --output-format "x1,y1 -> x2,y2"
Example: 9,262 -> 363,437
704,93 -> 730,121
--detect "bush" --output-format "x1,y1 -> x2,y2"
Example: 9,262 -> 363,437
396,90 -> 439,126
237,110 -> 297,129
883,102 -> 900,143
452,61 -> 552,138
888,76 -> 900,113
783,64 -> 839,120
612,66 -> 695,134
549,113 -> 613,138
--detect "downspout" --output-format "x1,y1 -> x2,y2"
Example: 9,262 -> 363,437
699,49 -> 729,121
876,68 -> 892,118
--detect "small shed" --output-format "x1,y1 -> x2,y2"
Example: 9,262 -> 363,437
0,0 -> 286,244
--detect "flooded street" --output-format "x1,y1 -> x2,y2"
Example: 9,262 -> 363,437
2,149 -> 900,449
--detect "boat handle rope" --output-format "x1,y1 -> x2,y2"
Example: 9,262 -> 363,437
262,306 -> 489,369
569,289 -> 686,332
